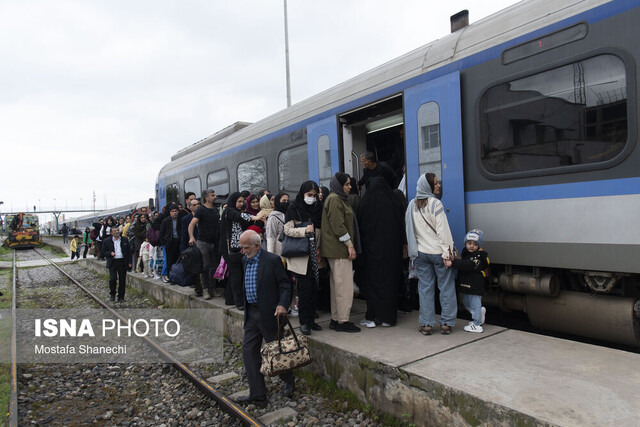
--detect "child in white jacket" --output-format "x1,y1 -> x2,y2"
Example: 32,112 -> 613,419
139,238 -> 154,278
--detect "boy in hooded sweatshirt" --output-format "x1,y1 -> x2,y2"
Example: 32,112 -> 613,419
451,229 -> 490,333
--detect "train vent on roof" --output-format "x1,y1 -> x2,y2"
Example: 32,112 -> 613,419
451,10 -> 469,33
171,121 -> 252,161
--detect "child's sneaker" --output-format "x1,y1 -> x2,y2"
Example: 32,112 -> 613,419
288,307 -> 299,317
480,307 -> 486,325
464,322 -> 483,333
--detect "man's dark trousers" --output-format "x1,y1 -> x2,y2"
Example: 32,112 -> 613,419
242,304 -> 293,399
109,258 -> 127,300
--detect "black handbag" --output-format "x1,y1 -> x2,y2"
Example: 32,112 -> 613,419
280,221 -> 310,258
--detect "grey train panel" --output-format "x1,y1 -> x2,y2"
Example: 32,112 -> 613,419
483,241 -> 640,274
160,131 -> 306,203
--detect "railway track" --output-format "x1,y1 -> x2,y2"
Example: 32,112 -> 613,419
9,248 -> 264,426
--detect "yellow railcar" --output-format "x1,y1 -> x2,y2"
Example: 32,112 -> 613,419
4,213 -> 42,249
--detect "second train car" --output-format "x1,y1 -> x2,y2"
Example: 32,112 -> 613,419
156,0 -> 640,346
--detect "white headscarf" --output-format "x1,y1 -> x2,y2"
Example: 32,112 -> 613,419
405,174 -> 435,260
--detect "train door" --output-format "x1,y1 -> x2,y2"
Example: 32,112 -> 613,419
338,94 -> 405,191
307,115 -> 340,188
404,71 -> 466,246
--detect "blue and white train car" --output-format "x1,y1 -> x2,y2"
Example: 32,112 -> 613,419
157,0 -> 640,345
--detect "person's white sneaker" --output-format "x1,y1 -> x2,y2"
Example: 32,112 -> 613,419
359,319 -> 376,328
464,322 -> 483,333
381,322 -> 392,327
480,307 -> 486,326
288,307 -> 299,317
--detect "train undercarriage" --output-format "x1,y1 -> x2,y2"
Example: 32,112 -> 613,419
484,266 -> 640,347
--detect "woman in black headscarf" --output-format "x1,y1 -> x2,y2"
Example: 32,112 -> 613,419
220,192 -> 266,309
357,177 -> 407,327
283,181 -> 325,335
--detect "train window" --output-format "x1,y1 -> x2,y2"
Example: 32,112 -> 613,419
480,54 -> 627,175
166,183 -> 179,205
317,135 -> 332,187
279,145 -> 309,192
417,102 -> 442,180
237,158 -> 267,196
183,177 -> 201,200
207,169 -> 230,198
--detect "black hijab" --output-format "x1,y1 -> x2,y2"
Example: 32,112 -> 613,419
226,192 -> 242,214
274,192 -> 290,214
286,180 -> 322,228
320,186 -> 330,203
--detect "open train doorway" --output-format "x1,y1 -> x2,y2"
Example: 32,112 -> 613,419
339,94 -> 406,195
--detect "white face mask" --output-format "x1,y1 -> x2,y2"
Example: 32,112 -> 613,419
304,196 -> 316,205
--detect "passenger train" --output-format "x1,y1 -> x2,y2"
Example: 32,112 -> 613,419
71,200 -> 154,230
156,0 -> 640,346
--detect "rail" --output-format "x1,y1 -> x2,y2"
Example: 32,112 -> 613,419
15,248 -> 264,427
9,250 -> 18,426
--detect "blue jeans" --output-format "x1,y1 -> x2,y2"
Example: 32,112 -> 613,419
161,245 -> 168,276
414,252 -> 457,326
461,294 -> 482,325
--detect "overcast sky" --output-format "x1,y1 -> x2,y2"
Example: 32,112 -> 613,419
0,0 -> 519,225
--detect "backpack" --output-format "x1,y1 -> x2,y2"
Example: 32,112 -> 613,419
168,261 -> 193,287
146,226 -> 161,247
181,246 -> 203,275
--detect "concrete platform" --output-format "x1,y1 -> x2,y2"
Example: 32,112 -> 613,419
39,238 -> 640,425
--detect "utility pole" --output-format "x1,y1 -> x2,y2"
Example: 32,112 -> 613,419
284,0 -> 291,108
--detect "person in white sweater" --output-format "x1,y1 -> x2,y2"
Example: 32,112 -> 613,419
405,173 -> 457,336
264,193 -> 289,255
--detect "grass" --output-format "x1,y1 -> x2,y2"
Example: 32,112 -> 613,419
39,243 -> 67,257
0,246 -> 12,261
0,269 -> 12,426
0,363 -> 10,427
295,370 -> 413,426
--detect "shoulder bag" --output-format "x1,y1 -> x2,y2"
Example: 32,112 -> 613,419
260,316 -> 312,377
279,221 -> 310,258
417,199 -> 461,260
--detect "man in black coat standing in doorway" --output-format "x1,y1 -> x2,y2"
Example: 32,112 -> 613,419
101,226 -> 131,302
236,230 -> 294,405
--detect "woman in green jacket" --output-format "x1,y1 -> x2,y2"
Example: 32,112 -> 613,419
320,172 -> 360,333
82,227 -> 92,259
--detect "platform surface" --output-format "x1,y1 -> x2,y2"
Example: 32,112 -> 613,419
35,238 -> 640,426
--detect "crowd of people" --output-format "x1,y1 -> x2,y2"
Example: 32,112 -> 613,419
74,152 -> 489,337
69,152 -> 491,403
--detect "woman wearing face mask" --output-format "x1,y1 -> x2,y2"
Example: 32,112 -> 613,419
220,192 -> 266,310
320,172 -> 361,333
283,181 -> 325,335
265,192 -> 289,255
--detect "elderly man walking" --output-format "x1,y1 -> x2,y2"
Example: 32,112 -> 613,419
236,230 -> 294,405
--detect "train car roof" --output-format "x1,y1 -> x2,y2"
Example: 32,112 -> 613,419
74,200 -> 151,222
158,0 -> 611,177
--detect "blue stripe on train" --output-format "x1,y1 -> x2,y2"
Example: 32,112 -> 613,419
465,177 -> 640,204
